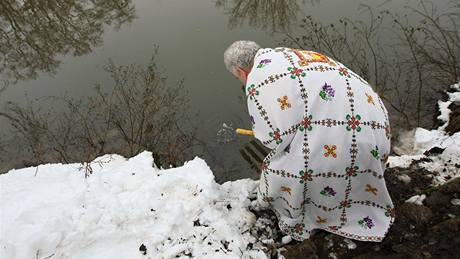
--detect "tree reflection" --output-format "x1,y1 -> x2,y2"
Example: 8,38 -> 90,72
0,0 -> 135,83
215,0 -> 306,32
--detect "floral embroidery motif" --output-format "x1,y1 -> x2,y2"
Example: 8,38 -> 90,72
365,93 -> 375,105
269,128 -> 282,144
370,146 -> 380,159
319,83 -> 335,101
320,186 -> 337,197
345,165 -> 359,178
277,95 -> 292,110
339,199 -> 352,209
385,205 -> 395,218
324,145 -> 337,158
288,67 -> 306,79
365,184 -> 378,195
338,67 -> 351,78
299,169 -> 313,183
294,223 -> 305,235
316,216 -> 327,224
247,84 -> 259,100
346,114 -> 362,132
358,216 -> 375,229
257,59 -> 271,68
299,115 -> 313,131
281,186 -> 292,195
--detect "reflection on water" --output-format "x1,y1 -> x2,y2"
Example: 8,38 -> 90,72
0,0 -> 135,82
216,122 -> 236,143
1,0 -> 455,181
1,49 -> 195,171
215,0 -> 306,32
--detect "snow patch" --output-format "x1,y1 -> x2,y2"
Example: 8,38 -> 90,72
405,194 -> 426,205
0,152 -> 267,259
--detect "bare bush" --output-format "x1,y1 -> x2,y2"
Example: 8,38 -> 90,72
0,0 -> 135,82
282,1 -> 459,129
2,48 -> 196,170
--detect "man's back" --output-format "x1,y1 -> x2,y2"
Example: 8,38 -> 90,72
246,47 -> 394,242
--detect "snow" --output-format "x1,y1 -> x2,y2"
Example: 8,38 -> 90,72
405,194 -> 426,205
388,82 -> 460,186
2,83 -> 460,259
343,238 -> 357,250
280,236 -> 292,245
389,129 -> 460,185
451,199 -> 460,206
396,174 -> 412,184
436,82 -> 460,130
0,152 -> 267,259
388,154 -> 424,168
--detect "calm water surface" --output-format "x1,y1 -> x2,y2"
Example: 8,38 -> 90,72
0,0 -> 449,181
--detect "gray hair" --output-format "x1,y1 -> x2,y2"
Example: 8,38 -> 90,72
224,40 -> 261,73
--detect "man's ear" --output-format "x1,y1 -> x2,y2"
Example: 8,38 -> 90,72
235,66 -> 249,83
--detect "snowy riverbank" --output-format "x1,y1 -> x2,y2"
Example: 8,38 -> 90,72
1,152 -> 267,259
1,83 -> 459,259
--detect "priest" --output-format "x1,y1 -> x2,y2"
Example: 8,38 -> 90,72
224,40 -> 395,242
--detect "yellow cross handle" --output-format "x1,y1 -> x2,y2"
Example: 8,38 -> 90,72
235,128 -> 255,136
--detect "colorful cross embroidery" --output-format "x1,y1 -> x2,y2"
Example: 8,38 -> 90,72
320,186 -> 337,197
294,223 -> 305,235
281,186 -> 292,195
247,84 -> 259,100
338,67 -> 351,78
257,59 -> 271,68
346,114 -> 362,132
287,67 -> 306,79
358,216 -> 374,229
269,128 -> 282,144
319,83 -> 335,101
299,115 -> 313,131
277,95 -> 292,110
370,146 -> 380,159
345,166 -> 359,177
324,145 -> 337,158
365,93 -> 375,105
299,169 -> 313,183
339,199 -> 352,209
385,205 -> 395,218
365,184 -> 378,195
316,216 -> 327,224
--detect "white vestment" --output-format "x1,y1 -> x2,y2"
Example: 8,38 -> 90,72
246,47 -> 394,242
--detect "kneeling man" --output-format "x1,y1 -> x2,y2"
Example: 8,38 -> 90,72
224,41 -> 394,242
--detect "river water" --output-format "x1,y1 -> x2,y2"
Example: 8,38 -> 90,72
0,0 -> 452,181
